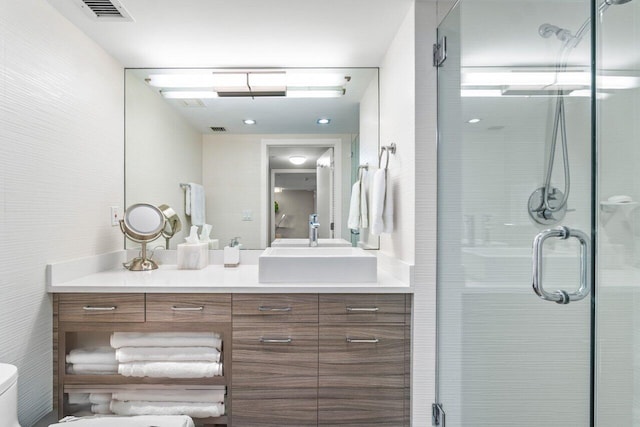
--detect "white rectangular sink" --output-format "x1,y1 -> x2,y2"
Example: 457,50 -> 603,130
270,238 -> 353,248
259,247 -> 377,283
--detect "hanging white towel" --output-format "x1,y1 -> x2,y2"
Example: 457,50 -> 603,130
112,389 -> 225,404
66,347 -> 116,365
370,169 -> 393,235
185,183 -> 206,226
116,346 -> 220,363
118,361 -> 223,378
110,332 -> 221,349
347,181 -> 361,229
49,415 -> 196,427
110,400 -> 225,418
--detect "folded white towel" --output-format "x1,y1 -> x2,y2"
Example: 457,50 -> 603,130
110,400 -> 225,418
66,365 -> 118,375
66,347 -> 116,365
110,332 -> 221,349
186,183 -> 206,226
91,403 -> 111,414
370,169 -> 393,235
67,393 -> 90,405
118,362 -> 223,378
116,347 -> 220,363
49,415 -> 195,427
89,393 -> 112,404
112,389 -> 225,404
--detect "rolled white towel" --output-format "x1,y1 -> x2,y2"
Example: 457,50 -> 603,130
110,332 -> 221,349
110,400 -> 224,418
91,403 -> 111,414
118,362 -> 223,378
48,415 -> 195,427
66,364 -> 118,375
89,393 -> 112,404
116,347 -> 220,363
67,393 -> 90,405
113,389 -> 225,403
66,347 -> 116,365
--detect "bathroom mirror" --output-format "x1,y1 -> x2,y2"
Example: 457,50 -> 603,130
125,67 -> 379,249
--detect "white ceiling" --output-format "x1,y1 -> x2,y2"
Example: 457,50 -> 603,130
47,0 -> 414,68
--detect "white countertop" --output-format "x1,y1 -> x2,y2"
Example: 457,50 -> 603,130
46,250 -> 413,294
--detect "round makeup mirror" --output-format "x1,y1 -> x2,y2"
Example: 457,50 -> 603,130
159,203 -> 182,248
119,203 -> 165,271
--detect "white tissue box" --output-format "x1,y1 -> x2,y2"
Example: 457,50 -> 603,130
177,243 -> 209,270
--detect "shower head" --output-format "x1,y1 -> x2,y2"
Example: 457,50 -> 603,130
605,0 -> 632,4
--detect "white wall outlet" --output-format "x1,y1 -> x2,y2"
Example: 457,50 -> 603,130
110,206 -> 122,226
242,209 -> 253,221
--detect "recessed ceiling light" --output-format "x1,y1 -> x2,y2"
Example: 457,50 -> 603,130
289,156 -> 306,165
467,118 -> 482,124
317,118 -> 331,125
243,119 -> 256,125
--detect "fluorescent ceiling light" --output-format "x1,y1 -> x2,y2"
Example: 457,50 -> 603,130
161,90 -> 218,99
148,74 -> 217,88
288,88 -> 344,98
460,89 -> 503,98
317,118 -> 331,125
289,156 -> 306,165
467,118 -> 481,124
274,187 -> 283,193
243,119 -> 256,125
286,73 -> 348,86
248,72 -> 286,87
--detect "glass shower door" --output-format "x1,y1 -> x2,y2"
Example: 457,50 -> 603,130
436,0 -> 593,425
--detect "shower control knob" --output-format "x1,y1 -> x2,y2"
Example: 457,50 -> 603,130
528,186 -> 568,225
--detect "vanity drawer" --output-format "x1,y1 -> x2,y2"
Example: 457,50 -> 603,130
146,293 -> 231,322
233,389 -> 318,426
233,294 -> 318,323
58,293 -> 145,323
318,387 -> 405,426
319,294 -> 407,324
319,324 -> 405,388
232,323 -> 318,388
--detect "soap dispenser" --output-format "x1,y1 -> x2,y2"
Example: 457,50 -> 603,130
224,237 -> 241,268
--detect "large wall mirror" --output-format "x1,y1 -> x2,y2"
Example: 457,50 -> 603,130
125,67 -> 379,250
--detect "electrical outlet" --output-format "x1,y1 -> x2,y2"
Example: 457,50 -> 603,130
110,206 -> 122,226
242,209 -> 253,221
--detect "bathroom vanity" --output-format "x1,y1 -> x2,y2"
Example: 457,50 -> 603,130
48,252 -> 413,426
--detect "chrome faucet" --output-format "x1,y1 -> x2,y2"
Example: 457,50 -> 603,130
309,214 -> 319,247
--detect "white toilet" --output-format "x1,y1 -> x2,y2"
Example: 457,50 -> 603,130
0,364 -> 21,427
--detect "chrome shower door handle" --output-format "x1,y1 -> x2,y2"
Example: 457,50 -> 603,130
532,226 -> 591,304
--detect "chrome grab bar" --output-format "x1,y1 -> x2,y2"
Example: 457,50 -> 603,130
532,226 -> 590,304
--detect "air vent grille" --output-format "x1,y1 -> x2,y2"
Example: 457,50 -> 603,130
76,0 -> 134,21
210,127 -> 227,132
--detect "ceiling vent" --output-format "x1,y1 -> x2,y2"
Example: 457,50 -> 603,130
74,0 -> 134,21
210,127 -> 227,132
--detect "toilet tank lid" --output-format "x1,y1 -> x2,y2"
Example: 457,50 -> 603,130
0,364 -> 17,395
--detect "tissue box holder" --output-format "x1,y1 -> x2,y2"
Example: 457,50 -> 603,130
177,243 -> 209,270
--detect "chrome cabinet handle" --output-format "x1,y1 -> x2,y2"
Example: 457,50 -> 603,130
532,226 -> 591,305
171,306 -> 204,311
82,306 -> 117,311
259,337 -> 292,344
346,337 -> 380,344
346,307 -> 379,312
258,306 -> 292,312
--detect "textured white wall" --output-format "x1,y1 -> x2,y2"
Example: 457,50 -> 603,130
0,0 -> 124,424
125,72 -> 203,248
379,4 -> 416,265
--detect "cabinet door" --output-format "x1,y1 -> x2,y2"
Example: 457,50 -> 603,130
318,387 -> 405,426
319,294 -> 407,324
58,293 -> 145,322
232,323 -> 318,388
232,388 -> 317,426
146,293 -> 231,322
233,294 -> 318,323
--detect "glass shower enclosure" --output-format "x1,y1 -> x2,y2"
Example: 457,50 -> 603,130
436,0 -> 639,425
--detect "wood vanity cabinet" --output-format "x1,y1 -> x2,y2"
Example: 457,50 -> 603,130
54,292 -> 411,426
